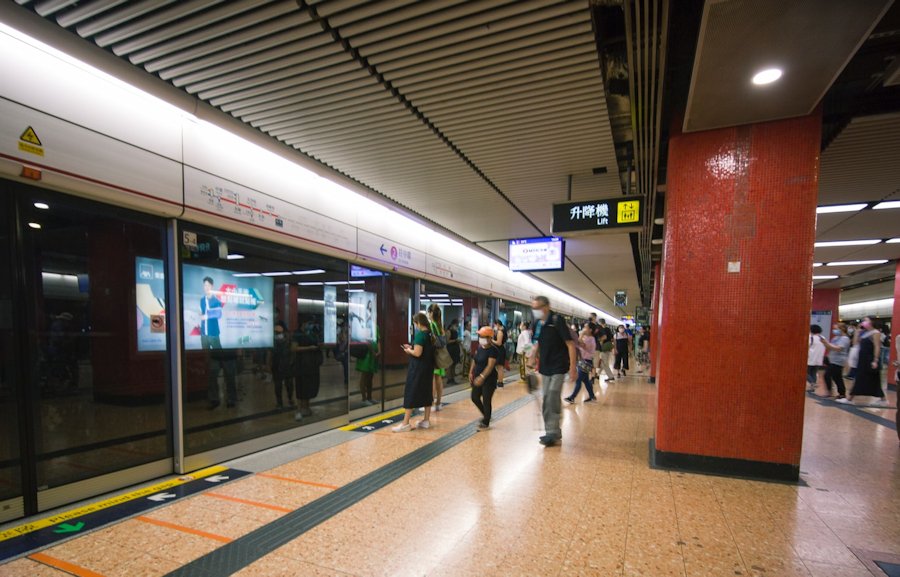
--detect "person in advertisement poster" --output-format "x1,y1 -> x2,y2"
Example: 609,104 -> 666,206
293,315 -> 323,420
201,275 -> 237,409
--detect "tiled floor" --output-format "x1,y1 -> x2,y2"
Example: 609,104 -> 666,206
2,377 -> 897,577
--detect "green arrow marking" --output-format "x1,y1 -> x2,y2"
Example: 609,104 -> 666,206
53,522 -> 84,534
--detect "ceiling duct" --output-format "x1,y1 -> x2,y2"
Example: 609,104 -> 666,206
623,0 -> 669,306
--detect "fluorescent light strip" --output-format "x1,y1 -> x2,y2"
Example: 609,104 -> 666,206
887,238 -> 900,244
292,269 -> 325,275
812,275 -> 839,280
815,204 -> 867,214
813,263 -> 823,267
824,260 -> 888,267
34,202 -> 49,210
346,289 -> 364,293
813,239 -> 881,248
261,271 -> 292,277
226,254 -> 244,260
298,282 -> 323,286
325,281 -> 348,285
232,273 -> 262,277
348,280 -> 365,285
872,201 -> 900,210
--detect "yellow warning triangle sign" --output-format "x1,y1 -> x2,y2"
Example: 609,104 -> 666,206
20,126 -> 42,146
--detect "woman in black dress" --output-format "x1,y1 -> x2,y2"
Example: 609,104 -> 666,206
393,313 -> 435,432
847,317 -> 887,406
614,325 -> 630,377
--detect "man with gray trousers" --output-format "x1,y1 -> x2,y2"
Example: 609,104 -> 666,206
530,296 -> 577,446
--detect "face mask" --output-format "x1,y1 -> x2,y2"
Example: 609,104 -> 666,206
479,338 -> 490,346
532,309 -> 545,321
832,329 -> 841,336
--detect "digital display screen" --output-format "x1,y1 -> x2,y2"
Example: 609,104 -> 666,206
508,237 -> 566,272
135,256 -> 166,352
350,265 -> 383,278
182,264 -> 274,350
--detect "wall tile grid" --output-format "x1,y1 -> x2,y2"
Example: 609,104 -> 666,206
657,112 -> 822,465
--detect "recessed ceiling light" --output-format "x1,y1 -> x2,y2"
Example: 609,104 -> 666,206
292,269 -> 326,275
651,239 -> 663,245
813,239 -> 881,248
226,254 -> 244,260
28,222 -> 41,229
654,218 -> 664,225
752,68 -> 783,85
33,202 -> 49,210
812,275 -> 838,280
872,200 -> 900,210
824,260 -> 888,266
816,203 -> 867,214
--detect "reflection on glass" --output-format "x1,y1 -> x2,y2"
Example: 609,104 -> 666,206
0,197 -> 21,512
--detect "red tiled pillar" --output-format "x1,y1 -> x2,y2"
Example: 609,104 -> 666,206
654,112 -> 821,480
649,262 -> 661,382
889,261 -> 900,386
812,289 -> 840,327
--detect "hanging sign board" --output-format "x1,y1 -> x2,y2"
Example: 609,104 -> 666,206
552,196 -> 643,234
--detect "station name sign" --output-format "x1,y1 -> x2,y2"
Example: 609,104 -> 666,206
552,196 -> 643,234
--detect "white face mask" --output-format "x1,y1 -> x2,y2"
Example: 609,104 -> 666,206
479,338 -> 490,346
532,309 -> 545,321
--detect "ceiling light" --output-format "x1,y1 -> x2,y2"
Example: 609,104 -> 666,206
752,68 -> 782,85
872,201 -> 900,210
428,294 -> 449,298
887,238 -> 900,244
232,273 -> 261,278
325,281 -> 348,285
261,271 -> 292,277
813,239 -> 881,247
813,263 -> 823,267
226,254 -> 244,260
346,289 -> 364,293
816,203 -> 867,214
33,202 -> 49,210
28,222 -> 41,229
651,239 -> 663,245
298,282 -> 323,286
654,218 -> 664,225
348,280 -> 365,285
824,260 -> 888,266
292,269 -> 325,275
812,275 -> 838,280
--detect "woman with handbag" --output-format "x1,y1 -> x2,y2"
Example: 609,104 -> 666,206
393,313 -> 435,432
565,325 -> 597,403
470,326 -> 500,429
428,304 -> 447,411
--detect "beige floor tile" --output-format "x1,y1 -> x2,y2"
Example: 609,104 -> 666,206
1,558 -> 71,576
802,560 -> 874,577
233,554 -> 357,577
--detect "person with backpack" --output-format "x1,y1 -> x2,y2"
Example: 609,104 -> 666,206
530,296 -> 576,447
428,304 -> 447,411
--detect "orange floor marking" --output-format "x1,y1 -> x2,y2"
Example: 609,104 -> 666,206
136,515 -> 232,543
202,492 -> 293,513
255,473 -> 338,490
29,552 -> 107,577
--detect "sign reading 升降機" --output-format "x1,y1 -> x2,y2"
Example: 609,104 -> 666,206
552,196 -> 643,234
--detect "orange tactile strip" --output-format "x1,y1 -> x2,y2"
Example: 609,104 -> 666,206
136,516 -> 232,543
29,552 -> 106,577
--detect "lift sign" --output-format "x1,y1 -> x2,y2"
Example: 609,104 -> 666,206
552,196 -> 643,234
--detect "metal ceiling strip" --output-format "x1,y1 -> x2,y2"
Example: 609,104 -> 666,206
371,9 -> 586,72
93,0 -> 225,49
381,23 -> 592,81
289,127 -> 438,156
127,1 -> 300,64
214,71 -> 372,111
255,100 -> 398,132
241,86 -> 387,124
387,37 -> 597,88
268,108 -> 415,140
75,0 -> 182,37
325,0 -> 421,28
352,0 -> 578,53
210,63 -> 369,107
228,81 -> 383,118
149,17 -> 314,75
185,42 -> 346,93
57,0 -> 130,29
416,68 -> 597,114
262,102 -> 411,136
307,143 -> 469,169
193,50 -> 351,98
460,133 -> 607,159
109,0 -> 271,55
405,60 -> 599,103
426,86 -> 604,127
33,0 -> 78,17
441,104 -> 605,138
337,0 -> 486,40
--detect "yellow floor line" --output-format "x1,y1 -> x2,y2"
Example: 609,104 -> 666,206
338,407 -> 406,430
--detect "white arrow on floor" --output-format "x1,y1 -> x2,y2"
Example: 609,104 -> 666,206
147,492 -> 177,502
381,420 -> 393,424
205,475 -> 230,483
362,426 -> 375,431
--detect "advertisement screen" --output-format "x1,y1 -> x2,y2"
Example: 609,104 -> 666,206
508,237 -> 565,272
348,291 -> 377,342
182,264 -> 274,350
324,285 -> 337,344
136,257 -> 166,352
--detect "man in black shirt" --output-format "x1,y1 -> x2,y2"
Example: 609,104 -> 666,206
531,296 -> 576,446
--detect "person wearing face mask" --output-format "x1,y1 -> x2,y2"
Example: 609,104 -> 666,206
565,326 -> 597,404
822,323 -> 850,401
807,325 -> 826,393
516,321 -> 533,382
846,317 -> 887,406
531,296 -> 576,447
614,325 -> 630,377
271,321 -> 294,409
846,323 -> 859,380
492,319 -> 508,387
394,312 -> 435,432
470,326 -> 500,429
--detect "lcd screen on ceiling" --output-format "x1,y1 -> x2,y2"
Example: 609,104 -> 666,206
182,263 -> 274,350
508,237 -> 565,272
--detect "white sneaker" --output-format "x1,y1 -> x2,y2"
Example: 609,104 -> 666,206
835,397 -> 852,404
416,420 -> 431,429
392,423 -> 411,433
871,398 -> 888,407
433,403 -> 442,412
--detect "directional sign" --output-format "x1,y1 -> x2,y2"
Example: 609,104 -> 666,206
205,475 -> 230,483
147,493 -> 177,502
552,196 -> 644,234
53,522 -> 84,534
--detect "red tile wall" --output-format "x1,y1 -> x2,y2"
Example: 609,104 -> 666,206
650,262 -> 661,379
890,261 -> 899,386
812,289 -> 840,326
656,112 -> 821,465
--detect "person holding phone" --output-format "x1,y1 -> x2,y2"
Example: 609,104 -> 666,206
393,313 -> 435,432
